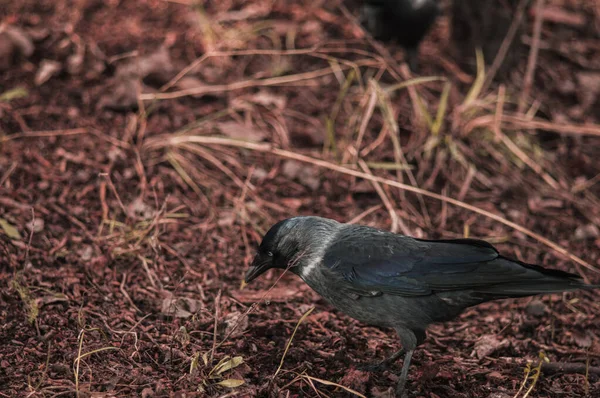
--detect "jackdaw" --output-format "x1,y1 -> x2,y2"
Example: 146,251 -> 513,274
359,0 -> 440,71
245,216 -> 597,396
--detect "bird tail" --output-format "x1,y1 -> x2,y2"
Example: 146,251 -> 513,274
476,257 -> 598,297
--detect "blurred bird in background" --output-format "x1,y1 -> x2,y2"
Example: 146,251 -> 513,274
359,0 -> 440,71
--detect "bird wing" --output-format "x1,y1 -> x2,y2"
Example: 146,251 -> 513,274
322,229 -> 576,297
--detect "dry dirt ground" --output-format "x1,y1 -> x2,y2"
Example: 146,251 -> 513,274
1,1 -> 600,397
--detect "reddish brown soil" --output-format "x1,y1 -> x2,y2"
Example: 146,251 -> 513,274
1,1 -> 599,397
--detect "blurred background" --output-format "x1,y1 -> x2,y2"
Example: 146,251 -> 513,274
1,0 -> 599,397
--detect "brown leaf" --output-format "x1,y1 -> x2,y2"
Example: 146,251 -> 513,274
217,121 -> 267,142
572,330 -> 592,348
174,76 -> 208,98
222,311 -> 248,338
35,59 -> 61,86
160,296 -> 202,318
0,25 -> 34,70
282,160 -> 320,190
216,379 -> 244,388
116,46 -> 173,83
574,224 -> 599,241
472,334 -> 510,359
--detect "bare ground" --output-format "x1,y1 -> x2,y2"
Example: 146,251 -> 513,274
1,1 -> 600,397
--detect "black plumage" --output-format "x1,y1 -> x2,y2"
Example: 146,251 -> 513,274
359,0 -> 440,71
451,0 -> 524,76
245,216 -> 597,396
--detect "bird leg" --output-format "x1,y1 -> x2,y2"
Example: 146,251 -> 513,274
395,350 -> 414,398
405,47 -> 420,72
358,348 -> 405,372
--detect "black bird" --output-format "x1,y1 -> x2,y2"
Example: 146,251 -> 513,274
359,0 -> 440,71
245,216 -> 597,396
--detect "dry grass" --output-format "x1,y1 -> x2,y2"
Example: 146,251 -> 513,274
2,0 -> 599,397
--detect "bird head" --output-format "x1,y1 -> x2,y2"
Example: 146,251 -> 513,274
244,216 -> 339,283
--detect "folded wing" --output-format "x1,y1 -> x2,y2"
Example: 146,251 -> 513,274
323,230 -> 585,297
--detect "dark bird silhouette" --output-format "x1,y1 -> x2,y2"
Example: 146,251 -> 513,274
451,0 -> 524,76
245,216 -> 597,396
359,0 -> 440,71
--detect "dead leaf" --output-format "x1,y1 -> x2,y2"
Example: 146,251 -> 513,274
574,224 -> 599,241
160,296 -> 202,319
213,356 -> 244,375
244,91 -> 287,109
222,311 -> 248,339
140,387 -> 154,398
575,72 -> 600,115
0,218 -> 21,239
571,330 -> 592,348
35,294 -> 68,307
97,77 -> 142,111
35,59 -> 61,86
0,25 -> 34,70
217,121 -> 267,142
116,46 -> 173,83
282,160 -> 320,190
279,198 -> 303,211
26,217 -> 44,233
472,334 -> 509,359
216,379 -> 245,388
126,197 -> 155,220
67,42 -> 85,75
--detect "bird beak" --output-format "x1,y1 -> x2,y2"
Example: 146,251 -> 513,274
244,254 -> 271,283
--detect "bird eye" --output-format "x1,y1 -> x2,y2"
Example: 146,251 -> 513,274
267,251 -> 274,257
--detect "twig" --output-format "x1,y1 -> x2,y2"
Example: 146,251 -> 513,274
519,0 -> 546,113
0,128 -> 88,142
464,114 -> 600,137
347,205 -> 383,225
273,306 -> 314,378
498,132 -> 560,189
142,62 -> 377,100
210,289 -> 221,364
99,173 -> 129,219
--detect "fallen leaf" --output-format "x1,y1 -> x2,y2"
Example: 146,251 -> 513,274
244,91 -> 287,109
472,334 -> 509,359
0,25 -> 34,70
222,311 -> 248,339
214,356 -> 244,375
574,224 -> 599,241
0,218 -> 21,239
26,217 -> 44,233
216,379 -> 245,388
116,46 -> 173,83
160,296 -> 202,318
217,121 -> 267,142
282,160 -> 320,190
0,87 -> 28,102
572,330 -> 592,348
35,59 -> 61,86
126,197 -> 155,220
